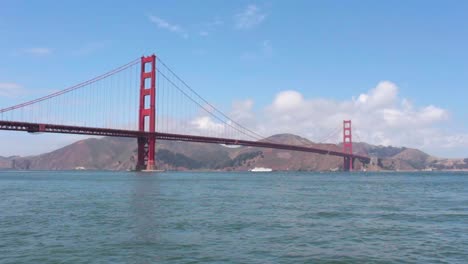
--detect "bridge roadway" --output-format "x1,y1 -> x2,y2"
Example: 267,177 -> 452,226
0,121 -> 370,163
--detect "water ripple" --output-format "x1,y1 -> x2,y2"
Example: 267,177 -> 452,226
0,171 -> 467,263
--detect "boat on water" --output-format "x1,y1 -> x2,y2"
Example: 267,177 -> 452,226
250,167 -> 273,172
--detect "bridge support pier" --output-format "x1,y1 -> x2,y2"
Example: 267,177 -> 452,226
136,137 -> 147,171
146,135 -> 156,170
136,55 -> 157,171
343,157 -> 355,171
136,136 -> 156,171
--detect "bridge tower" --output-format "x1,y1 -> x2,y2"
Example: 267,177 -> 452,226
343,120 -> 353,171
137,55 -> 157,171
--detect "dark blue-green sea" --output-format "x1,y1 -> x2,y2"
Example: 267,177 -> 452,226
0,171 -> 467,263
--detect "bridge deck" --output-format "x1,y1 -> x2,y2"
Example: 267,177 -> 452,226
0,121 -> 370,162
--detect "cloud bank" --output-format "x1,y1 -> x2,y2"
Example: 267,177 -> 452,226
222,81 -> 465,157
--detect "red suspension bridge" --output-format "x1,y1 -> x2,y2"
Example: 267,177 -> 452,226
0,54 -> 369,171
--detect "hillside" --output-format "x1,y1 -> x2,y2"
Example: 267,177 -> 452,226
1,134 -> 466,171
0,156 -> 17,170
353,142 -> 468,171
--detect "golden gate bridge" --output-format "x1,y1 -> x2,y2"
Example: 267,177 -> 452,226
0,54 -> 369,171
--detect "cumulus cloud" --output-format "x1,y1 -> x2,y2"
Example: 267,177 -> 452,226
272,90 -> 303,111
355,81 -> 398,109
223,81 -> 466,156
148,15 -> 188,38
190,116 -> 228,138
191,116 -> 222,130
235,4 -> 267,30
264,81 -> 450,143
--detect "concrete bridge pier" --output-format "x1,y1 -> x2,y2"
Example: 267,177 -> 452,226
343,157 -> 355,171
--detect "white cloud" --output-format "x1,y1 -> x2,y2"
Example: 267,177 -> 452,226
23,48 -> 52,56
235,4 -> 267,30
224,81 -> 466,157
355,81 -> 398,109
148,15 -> 188,38
418,105 -> 449,123
0,83 -> 24,97
272,90 -> 303,111
190,116 -> 226,137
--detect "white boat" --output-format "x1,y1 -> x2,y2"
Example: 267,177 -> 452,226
250,167 -> 273,172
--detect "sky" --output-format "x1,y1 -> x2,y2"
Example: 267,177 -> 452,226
0,0 -> 467,158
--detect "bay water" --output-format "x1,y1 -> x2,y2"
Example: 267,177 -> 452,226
0,171 -> 467,263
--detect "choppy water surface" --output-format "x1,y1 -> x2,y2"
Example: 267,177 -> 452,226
0,171 -> 467,263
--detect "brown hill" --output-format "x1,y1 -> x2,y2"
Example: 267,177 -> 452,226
0,156 -> 17,169
237,134 -> 348,171
391,148 -> 434,170
12,137 -> 136,170
7,134 -> 355,171
4,134 -> 466,171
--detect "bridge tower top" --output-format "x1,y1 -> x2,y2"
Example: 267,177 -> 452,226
343,120 -> 352,154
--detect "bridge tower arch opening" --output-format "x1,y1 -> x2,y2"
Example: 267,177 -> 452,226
137,55 -> 157,171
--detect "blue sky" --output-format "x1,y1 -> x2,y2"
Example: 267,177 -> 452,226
0,0 -> 467,157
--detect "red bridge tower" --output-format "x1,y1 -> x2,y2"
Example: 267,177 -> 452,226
137,55 -> 157,171
343,120 -> 353,171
